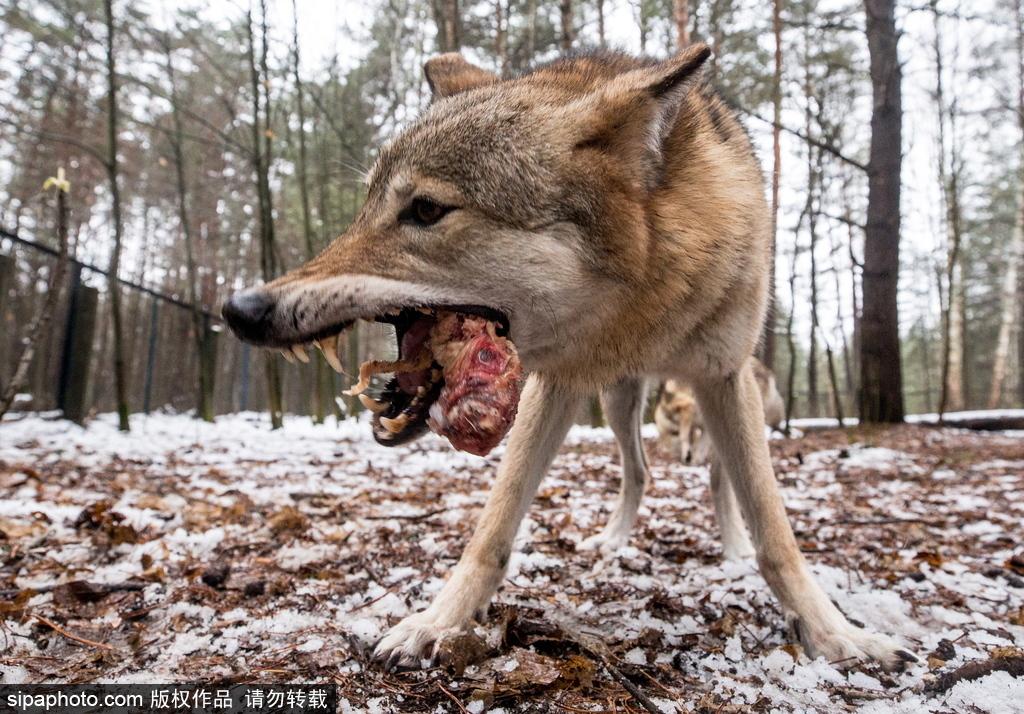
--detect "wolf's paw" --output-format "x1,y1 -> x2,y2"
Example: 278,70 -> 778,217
720,539 -> 756,562
787,614 -> 917,671
577,527 -> 630,555
373,609 -> 468,670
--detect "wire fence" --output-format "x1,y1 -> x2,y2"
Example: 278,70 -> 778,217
0,228 -> 1009,426
0,228 -> 352,422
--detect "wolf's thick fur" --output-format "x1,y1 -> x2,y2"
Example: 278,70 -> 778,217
223,46 -> 909,669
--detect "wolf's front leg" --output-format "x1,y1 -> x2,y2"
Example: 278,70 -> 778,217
693,362 -> 914,668
373,374 -> 579,668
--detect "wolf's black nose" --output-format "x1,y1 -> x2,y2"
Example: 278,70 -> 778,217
222,289 -> 275,343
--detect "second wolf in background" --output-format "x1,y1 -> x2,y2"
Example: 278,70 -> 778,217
656,356 -> 784,464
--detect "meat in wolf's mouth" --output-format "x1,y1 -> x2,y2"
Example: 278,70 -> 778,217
284,307 -> 522,456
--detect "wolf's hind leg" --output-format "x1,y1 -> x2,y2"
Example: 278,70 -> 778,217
578,378 -> 648,554
709,458 -> 755,560
373,374 -> 579,669
693,362 -> 912,668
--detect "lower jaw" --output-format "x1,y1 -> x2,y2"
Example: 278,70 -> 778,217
369,375 -> 443,446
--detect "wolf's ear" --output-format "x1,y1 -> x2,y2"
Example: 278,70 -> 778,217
568,44 -> 712,172
424,54 -> 499,99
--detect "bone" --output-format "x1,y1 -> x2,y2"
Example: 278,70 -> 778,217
291,344 -> 310,363
379,413 -> 409,433
358,393 -> 389,413
315,335 -> 345,374
342,352 -> 433,396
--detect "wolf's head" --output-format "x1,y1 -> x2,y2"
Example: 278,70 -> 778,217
223,45 -> 711,405
655,380 -> 699,462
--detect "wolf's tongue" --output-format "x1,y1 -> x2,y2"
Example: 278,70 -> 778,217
427,313 -> 523,456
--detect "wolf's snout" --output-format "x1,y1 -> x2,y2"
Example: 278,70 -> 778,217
222,288 -> 276,344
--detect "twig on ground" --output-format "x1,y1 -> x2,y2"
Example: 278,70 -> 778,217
347,583 -> 402,613
436,682 -> 469,713
33,614 -> 115,651
363,507 -> 451,522
552,617 -> 664,714
0,581 -> 147,600
924,655 -> 1024,693
596,660 -> 662,714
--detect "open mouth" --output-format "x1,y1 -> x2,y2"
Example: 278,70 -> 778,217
277,305 -> 521,455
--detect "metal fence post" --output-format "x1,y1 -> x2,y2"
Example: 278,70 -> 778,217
57,265 -> 98,423
239,342 -> 250,412
199,315 -> 219,420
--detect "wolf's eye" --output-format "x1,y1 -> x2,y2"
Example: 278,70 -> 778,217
399,197 -> 453,227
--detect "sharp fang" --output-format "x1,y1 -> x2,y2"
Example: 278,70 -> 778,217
380,414 -> 408,433
281,349 -> 297,364
291,344 -> 310,363
358,394 -> 389,413
316,335 -> 345,373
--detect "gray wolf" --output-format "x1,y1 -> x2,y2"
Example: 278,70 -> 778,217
221,46 -> 911,669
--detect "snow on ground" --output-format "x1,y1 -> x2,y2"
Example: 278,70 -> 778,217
0,412 -> 1022,712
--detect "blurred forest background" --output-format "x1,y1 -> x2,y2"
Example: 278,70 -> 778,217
0,0 -> 1022,431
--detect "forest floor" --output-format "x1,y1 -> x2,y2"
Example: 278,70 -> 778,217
0,412 -> 1022,713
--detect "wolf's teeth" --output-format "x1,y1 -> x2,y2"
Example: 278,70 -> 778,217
281,349 -> 297,364
315,335 -> 345,373
380,414 -> 409,433
416,386 -> 426,397
428,401 -> 447,429
358,394 -> 389,413
291,344 -> 310,363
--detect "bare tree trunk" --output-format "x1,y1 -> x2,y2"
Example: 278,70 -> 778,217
807,198 -> 820,417
674,0 -> 690,48
560,0 -> 574,51
434,0 -> 461,52
526,0 -> 537,59
247,2 -> 283,429
495,0 -> 508,76
635,0 -> 650,54
1017,0 -> 1024,407
0,175 -> 71,418
161,33 -> 214,423
291,0 -> 331,424
946,265 -> 964,408
933,0 -> 965,417
860,0 -> 905,423
596,0 -> 606,47
1019,262 -> 1024,405
824,331 -> 845,425
803,31 -> 820,417
103,0 -> 130,431
989,0 -> 1024,408
990,189 -> 1024,407
759,0 -> 784,372
784,239 -> 799,433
